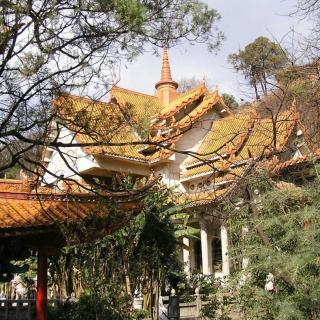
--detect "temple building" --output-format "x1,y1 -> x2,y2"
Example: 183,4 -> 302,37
1,48 -> 319,320
38,48 -> 318,279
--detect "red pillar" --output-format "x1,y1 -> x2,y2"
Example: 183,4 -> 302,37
36,249 -> 47,320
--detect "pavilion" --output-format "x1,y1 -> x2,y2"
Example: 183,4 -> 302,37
0,178 -> 154,320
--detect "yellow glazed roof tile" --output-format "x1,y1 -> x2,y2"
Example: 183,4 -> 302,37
111,86 -> 162,125
54,94 -> 148,161
182,109 -> 297,180
234,110 -> 296,162
157,84 -> 208,118
185,109 -> 254,166
175,91 -> 225,129
175,188 -> 228,206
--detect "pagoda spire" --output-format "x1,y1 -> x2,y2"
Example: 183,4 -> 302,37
160,48 -> 173,83
155,48 -> 179,106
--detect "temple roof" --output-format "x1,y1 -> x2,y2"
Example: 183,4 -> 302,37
54,78 -> 229,164
111,86 -> 162,125
181,107 -> 298,180
48,48 -> 318,209
157,84 -> 208,118
54,94 -> 149,161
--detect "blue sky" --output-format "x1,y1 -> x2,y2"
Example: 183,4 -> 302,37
117,0 -> 312,101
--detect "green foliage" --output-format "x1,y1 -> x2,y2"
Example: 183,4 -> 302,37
48,294 -> 122,320
3,164 -> 21,179
0,0 -> 224,176
49,183 -> 190,318
192,275 -> 232,320
228,37 -> 288,99
222,93 -> 239,110
226,172 -> 320,319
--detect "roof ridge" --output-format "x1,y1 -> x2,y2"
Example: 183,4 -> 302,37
0,179 -> 22,183
175,83 -> 207,99
112,85 -> 159,99
155,83 -> 208,119
56,92 -> 111,106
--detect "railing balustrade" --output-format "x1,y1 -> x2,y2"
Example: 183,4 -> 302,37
0,299 -> 60,320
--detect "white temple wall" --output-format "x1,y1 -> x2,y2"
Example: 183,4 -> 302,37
156,110 -> 220,191
43,126 -> 96,185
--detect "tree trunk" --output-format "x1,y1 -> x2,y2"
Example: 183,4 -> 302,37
253,81 -> 260,100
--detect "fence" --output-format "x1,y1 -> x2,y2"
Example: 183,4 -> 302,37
136,293 -> 209,320
0,296 -> 208,320
162,295 -> 208,319
0,300 -> 60,320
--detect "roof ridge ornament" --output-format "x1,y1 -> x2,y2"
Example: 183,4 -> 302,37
201,75 -> 206,86
155,47 -> 179,106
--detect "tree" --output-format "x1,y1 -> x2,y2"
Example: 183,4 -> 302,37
47,182 -> 194,319
228,37 -> 288,100
293,0 -> 320,59
296,0 -> 320,16
221,93 -> 239,110
178,77 -> 202,93
0,0 -> 223,185
220,169 -> 320,319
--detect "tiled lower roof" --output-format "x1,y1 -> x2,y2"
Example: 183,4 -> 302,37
0,179 -> 144,233
0,197 -> 98,230
176,188 -> 228,207
184,109 -> 254,167
181,165 -> 246,182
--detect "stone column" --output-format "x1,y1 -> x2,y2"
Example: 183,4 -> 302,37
200,218 -> 210,275
242,227 -> 249,270
220,223 -> 230,276
207,236 -> 213,274
182,237 -> 191,278
240,226 -> 249,285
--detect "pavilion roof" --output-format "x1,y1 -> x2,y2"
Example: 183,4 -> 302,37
0,196 -> 98,231
0,178 -> 152,236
